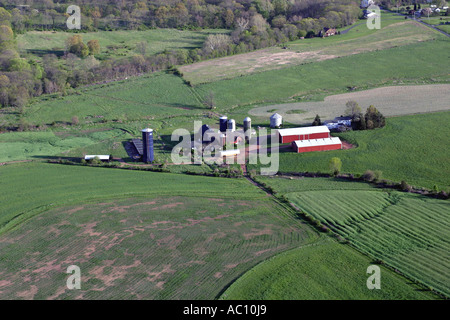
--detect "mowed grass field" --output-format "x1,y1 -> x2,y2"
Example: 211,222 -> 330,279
256,177 -> 450,297
181,18 -> 441,84
221,240 -> 437,300
252,111 -> 450,191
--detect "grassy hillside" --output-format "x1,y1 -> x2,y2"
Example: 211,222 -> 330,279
181,19 -> 441,84
221,240 -> 438,300
22,72 -> 205,126
197,39 -> 450,110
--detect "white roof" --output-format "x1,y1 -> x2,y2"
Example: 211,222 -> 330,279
278,126 -> 330,136
84,155 -> 111,160
141,128 -> 153,133
271,113 -> 282,119
293,137 -> 341,148
220,149 -> 241,157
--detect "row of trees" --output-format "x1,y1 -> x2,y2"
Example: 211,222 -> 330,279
1,0 -> 361,33
0,22 -> 43,109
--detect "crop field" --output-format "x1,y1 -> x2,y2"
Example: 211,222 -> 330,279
248,84 -> 450,124
0,162 -> 268,235
220,240 -> 437,300
0,194 -> 317,299
196,39 -> 450,110
0,163 -> 442,300
18,29 -> 228,60
256,176 -> 450,297
180,19 -> 442,85
250,111 -> 450,191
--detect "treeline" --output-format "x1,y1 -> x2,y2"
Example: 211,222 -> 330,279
1,0 -> 361,33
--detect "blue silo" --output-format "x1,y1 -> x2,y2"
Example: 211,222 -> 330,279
219,116 -> 228,132
142,128 -> 154,163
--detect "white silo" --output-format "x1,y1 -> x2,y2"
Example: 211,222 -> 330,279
270,113 -> 282,128
227,119 -> 236,132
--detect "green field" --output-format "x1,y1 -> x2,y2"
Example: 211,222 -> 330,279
181,18 -> 441,84
0,163 -> 442,300
256,176 -> 450,297
0,162 -> 267,234
221,240 -> 437,300
0,194 -> 316,299
248,111 -> 450,191
22,72 -> 205,126
18,29 -> 228,60
0,129 -> 132,162
196,39 -> 450,110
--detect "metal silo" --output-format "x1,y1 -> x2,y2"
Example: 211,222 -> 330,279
219,116 -> 228,132
142,128 -> 154,163
227,119 -> 236,132
270,113 -> 282,128
244,117 -> 252,141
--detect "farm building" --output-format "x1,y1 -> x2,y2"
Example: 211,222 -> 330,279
270,113 -> 283,128
84,155 -> 111,161
278,126 -> 330,144
320,27 -> 337,37
129,128 -> 154,162
292,137 -> 342,153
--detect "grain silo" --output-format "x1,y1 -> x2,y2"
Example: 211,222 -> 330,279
227,119 -> 236,132
141,128 -> 154,163
244,117 -> 252,141
219,116 -> 228,132
270,113 -> 282,128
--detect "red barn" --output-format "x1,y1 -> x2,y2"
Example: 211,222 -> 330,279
278,126 -> 330,144
292,137 -> 342,153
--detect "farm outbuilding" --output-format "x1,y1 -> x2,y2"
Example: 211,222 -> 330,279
84,155 -> 111,161
278,126 -> 330,144
292,137 -> 342,153
270,113 -> 282,128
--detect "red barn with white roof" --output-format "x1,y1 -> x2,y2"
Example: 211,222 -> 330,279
278,126 -> 330,144
292,137 -> 342,153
